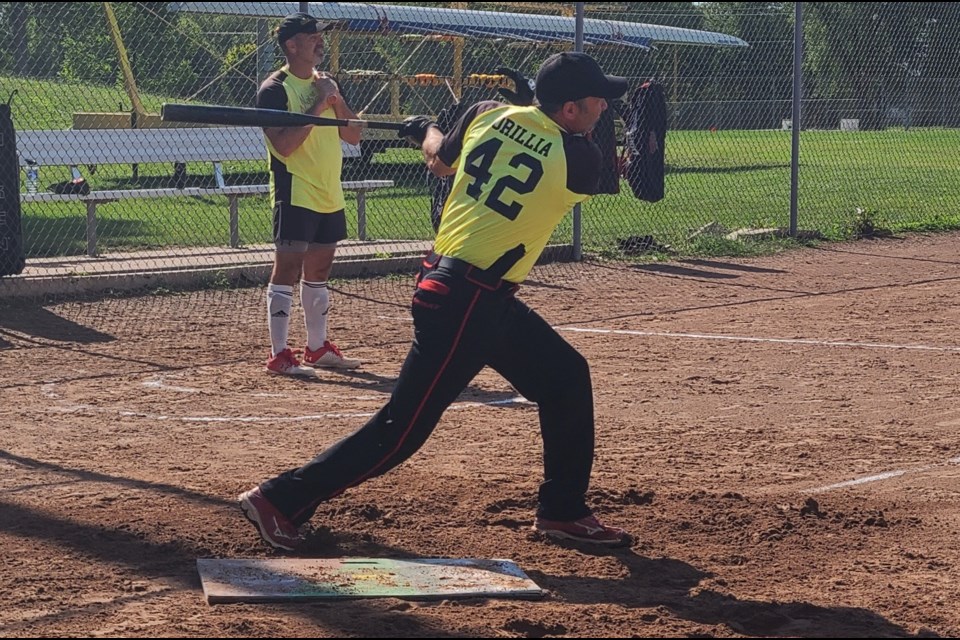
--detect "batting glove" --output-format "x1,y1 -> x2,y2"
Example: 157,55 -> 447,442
397,115 -> 437,145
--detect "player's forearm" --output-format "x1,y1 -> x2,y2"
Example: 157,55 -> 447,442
265,125 -> 312,157
332,99 -> 362,145
423,127 -> 454,177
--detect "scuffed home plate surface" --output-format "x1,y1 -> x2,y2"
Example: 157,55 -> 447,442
196,557 -> 545,604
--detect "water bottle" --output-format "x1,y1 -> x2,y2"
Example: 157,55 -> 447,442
25,162 -> 38,194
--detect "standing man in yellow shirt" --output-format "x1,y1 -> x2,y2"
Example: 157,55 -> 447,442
240,52 -> 631,549
258,13 -> 361,375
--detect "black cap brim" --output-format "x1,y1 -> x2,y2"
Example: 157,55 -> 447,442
600,75 -> 629,100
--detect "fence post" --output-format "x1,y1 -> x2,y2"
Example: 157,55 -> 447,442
229,196 -> 240,248
572,2 -> 585,261
86,202 -> 98,257
789,1 -> 803,237
357,190 -> 367,241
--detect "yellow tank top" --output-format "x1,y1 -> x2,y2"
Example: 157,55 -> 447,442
263,67 -> 345,213
434,105 -> 590,283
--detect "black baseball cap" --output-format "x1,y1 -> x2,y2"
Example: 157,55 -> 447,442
534,52 -> 628,105
277,13 -> 333,45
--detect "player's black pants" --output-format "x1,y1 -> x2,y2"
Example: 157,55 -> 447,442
261,255 -> 596,526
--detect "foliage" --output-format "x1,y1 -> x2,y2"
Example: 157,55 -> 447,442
844,207 -> 893,239
3,1 -> 959,260
1,2 -> 957,128
220,42 -> 258,106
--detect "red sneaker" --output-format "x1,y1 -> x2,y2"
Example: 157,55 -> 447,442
265,348 -> 315,377
533,514 -> 633,547
238,487 -> 303,551
302,341 -> 360,369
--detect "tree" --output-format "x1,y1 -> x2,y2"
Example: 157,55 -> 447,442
9,3 -> 28,76
701,3 -> 793,129
805,2 -> 960,129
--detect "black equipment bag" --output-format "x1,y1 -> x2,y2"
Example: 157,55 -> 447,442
591,106 -> 620,195
623,79 -> 667,202
0,103 -> 24,276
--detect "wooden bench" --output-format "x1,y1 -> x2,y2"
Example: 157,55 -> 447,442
16,128 -> 392,256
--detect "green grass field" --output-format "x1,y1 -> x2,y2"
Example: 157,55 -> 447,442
7,75 -> 960,258
582,128 -> 960,254
0,76 -> 181,130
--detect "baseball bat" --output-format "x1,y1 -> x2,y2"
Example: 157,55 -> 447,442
160,103 -> 405,131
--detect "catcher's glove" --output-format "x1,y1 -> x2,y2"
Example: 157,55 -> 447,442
496,66 -> 535,106
397,115 -> 437,145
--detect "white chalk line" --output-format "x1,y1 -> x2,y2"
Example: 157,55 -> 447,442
46,322 -> 960,492
561,325 -> 960,493
40,378 -> 531,424
559,326 -> 960,353
140,396 -> 532,423
807,457 -> 960,494
377,313 -> 960,353
143,378 -> 202,394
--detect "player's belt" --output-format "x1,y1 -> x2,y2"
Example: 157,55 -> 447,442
424,244 -> 526,291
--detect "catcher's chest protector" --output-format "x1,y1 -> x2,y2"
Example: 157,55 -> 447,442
623,79 -> 667,203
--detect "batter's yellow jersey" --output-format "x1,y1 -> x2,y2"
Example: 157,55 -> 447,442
257,67 -> 345,213
434,102 -> 602,283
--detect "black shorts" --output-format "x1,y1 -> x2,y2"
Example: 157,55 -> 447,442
273,203 -> 347,246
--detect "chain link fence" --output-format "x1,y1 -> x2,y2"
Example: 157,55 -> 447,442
0,2 -> 958,302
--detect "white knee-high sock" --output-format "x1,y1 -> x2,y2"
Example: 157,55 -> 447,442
301,280 -> 330,351
267,283 -> 294,357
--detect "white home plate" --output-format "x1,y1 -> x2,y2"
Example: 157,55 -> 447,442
197,557 -> 544,604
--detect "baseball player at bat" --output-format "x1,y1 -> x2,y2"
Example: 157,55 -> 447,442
239,52 -> 633,550
257,12 -> 361,375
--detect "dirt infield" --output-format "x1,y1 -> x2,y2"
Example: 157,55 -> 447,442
2,232 -> 960,638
